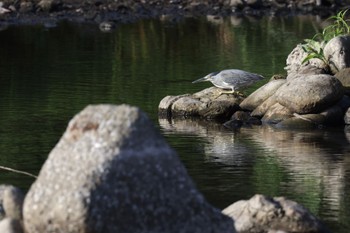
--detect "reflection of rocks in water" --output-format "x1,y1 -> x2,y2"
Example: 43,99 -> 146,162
241,125 -> 348,217
204,134 -> 249,166
159,118 -> 222,136
159,118 -> 251,166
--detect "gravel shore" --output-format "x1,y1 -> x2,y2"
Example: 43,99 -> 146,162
0,0 -> 349,25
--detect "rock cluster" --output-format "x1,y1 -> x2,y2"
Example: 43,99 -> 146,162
239,35 -> 350,128
159,35 -> 350,129
241,74 -> 346,128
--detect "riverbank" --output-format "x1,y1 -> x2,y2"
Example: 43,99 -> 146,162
0,0 -> 349,26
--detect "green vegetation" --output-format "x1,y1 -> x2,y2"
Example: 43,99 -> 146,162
302,9 -> 350,65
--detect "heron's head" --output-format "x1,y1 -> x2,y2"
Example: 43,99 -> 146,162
192,72 -> 217,83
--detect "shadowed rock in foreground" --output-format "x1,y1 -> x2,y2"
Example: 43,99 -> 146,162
23,104 -> 234,233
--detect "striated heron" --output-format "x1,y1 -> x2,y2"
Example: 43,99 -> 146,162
192,69 -> 264,96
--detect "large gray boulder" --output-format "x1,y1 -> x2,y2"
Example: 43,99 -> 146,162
222,194 -> 330,233
275,74 -> 344,114
23,104 -> 234,233
324,35 -> 350,74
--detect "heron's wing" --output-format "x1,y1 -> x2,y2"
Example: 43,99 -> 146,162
223,70 -> 264,80
220,72 -> 235,87
219,70 -> 264,90
216,70 -> 240,90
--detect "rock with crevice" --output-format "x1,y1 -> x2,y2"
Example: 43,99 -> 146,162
23,104 -> 235,233
250,95 -> 278,117
222,194 -> 330,233
240,79 -> 286,111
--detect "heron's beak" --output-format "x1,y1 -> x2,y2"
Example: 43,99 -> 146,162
192,75 -> 210,83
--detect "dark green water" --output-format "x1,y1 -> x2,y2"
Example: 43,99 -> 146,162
0,16 -> 349,232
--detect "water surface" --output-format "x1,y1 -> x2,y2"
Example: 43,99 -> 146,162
0,16 -> 349,232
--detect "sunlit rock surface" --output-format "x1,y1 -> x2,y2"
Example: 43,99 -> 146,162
23,104 -> 234,233
285,44 -> 327,79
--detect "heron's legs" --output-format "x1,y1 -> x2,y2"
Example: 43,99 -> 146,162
213,89 -> 245,99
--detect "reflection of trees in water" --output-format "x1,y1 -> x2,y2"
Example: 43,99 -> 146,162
110,16 -> 326,100
204,15 -> 324,78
